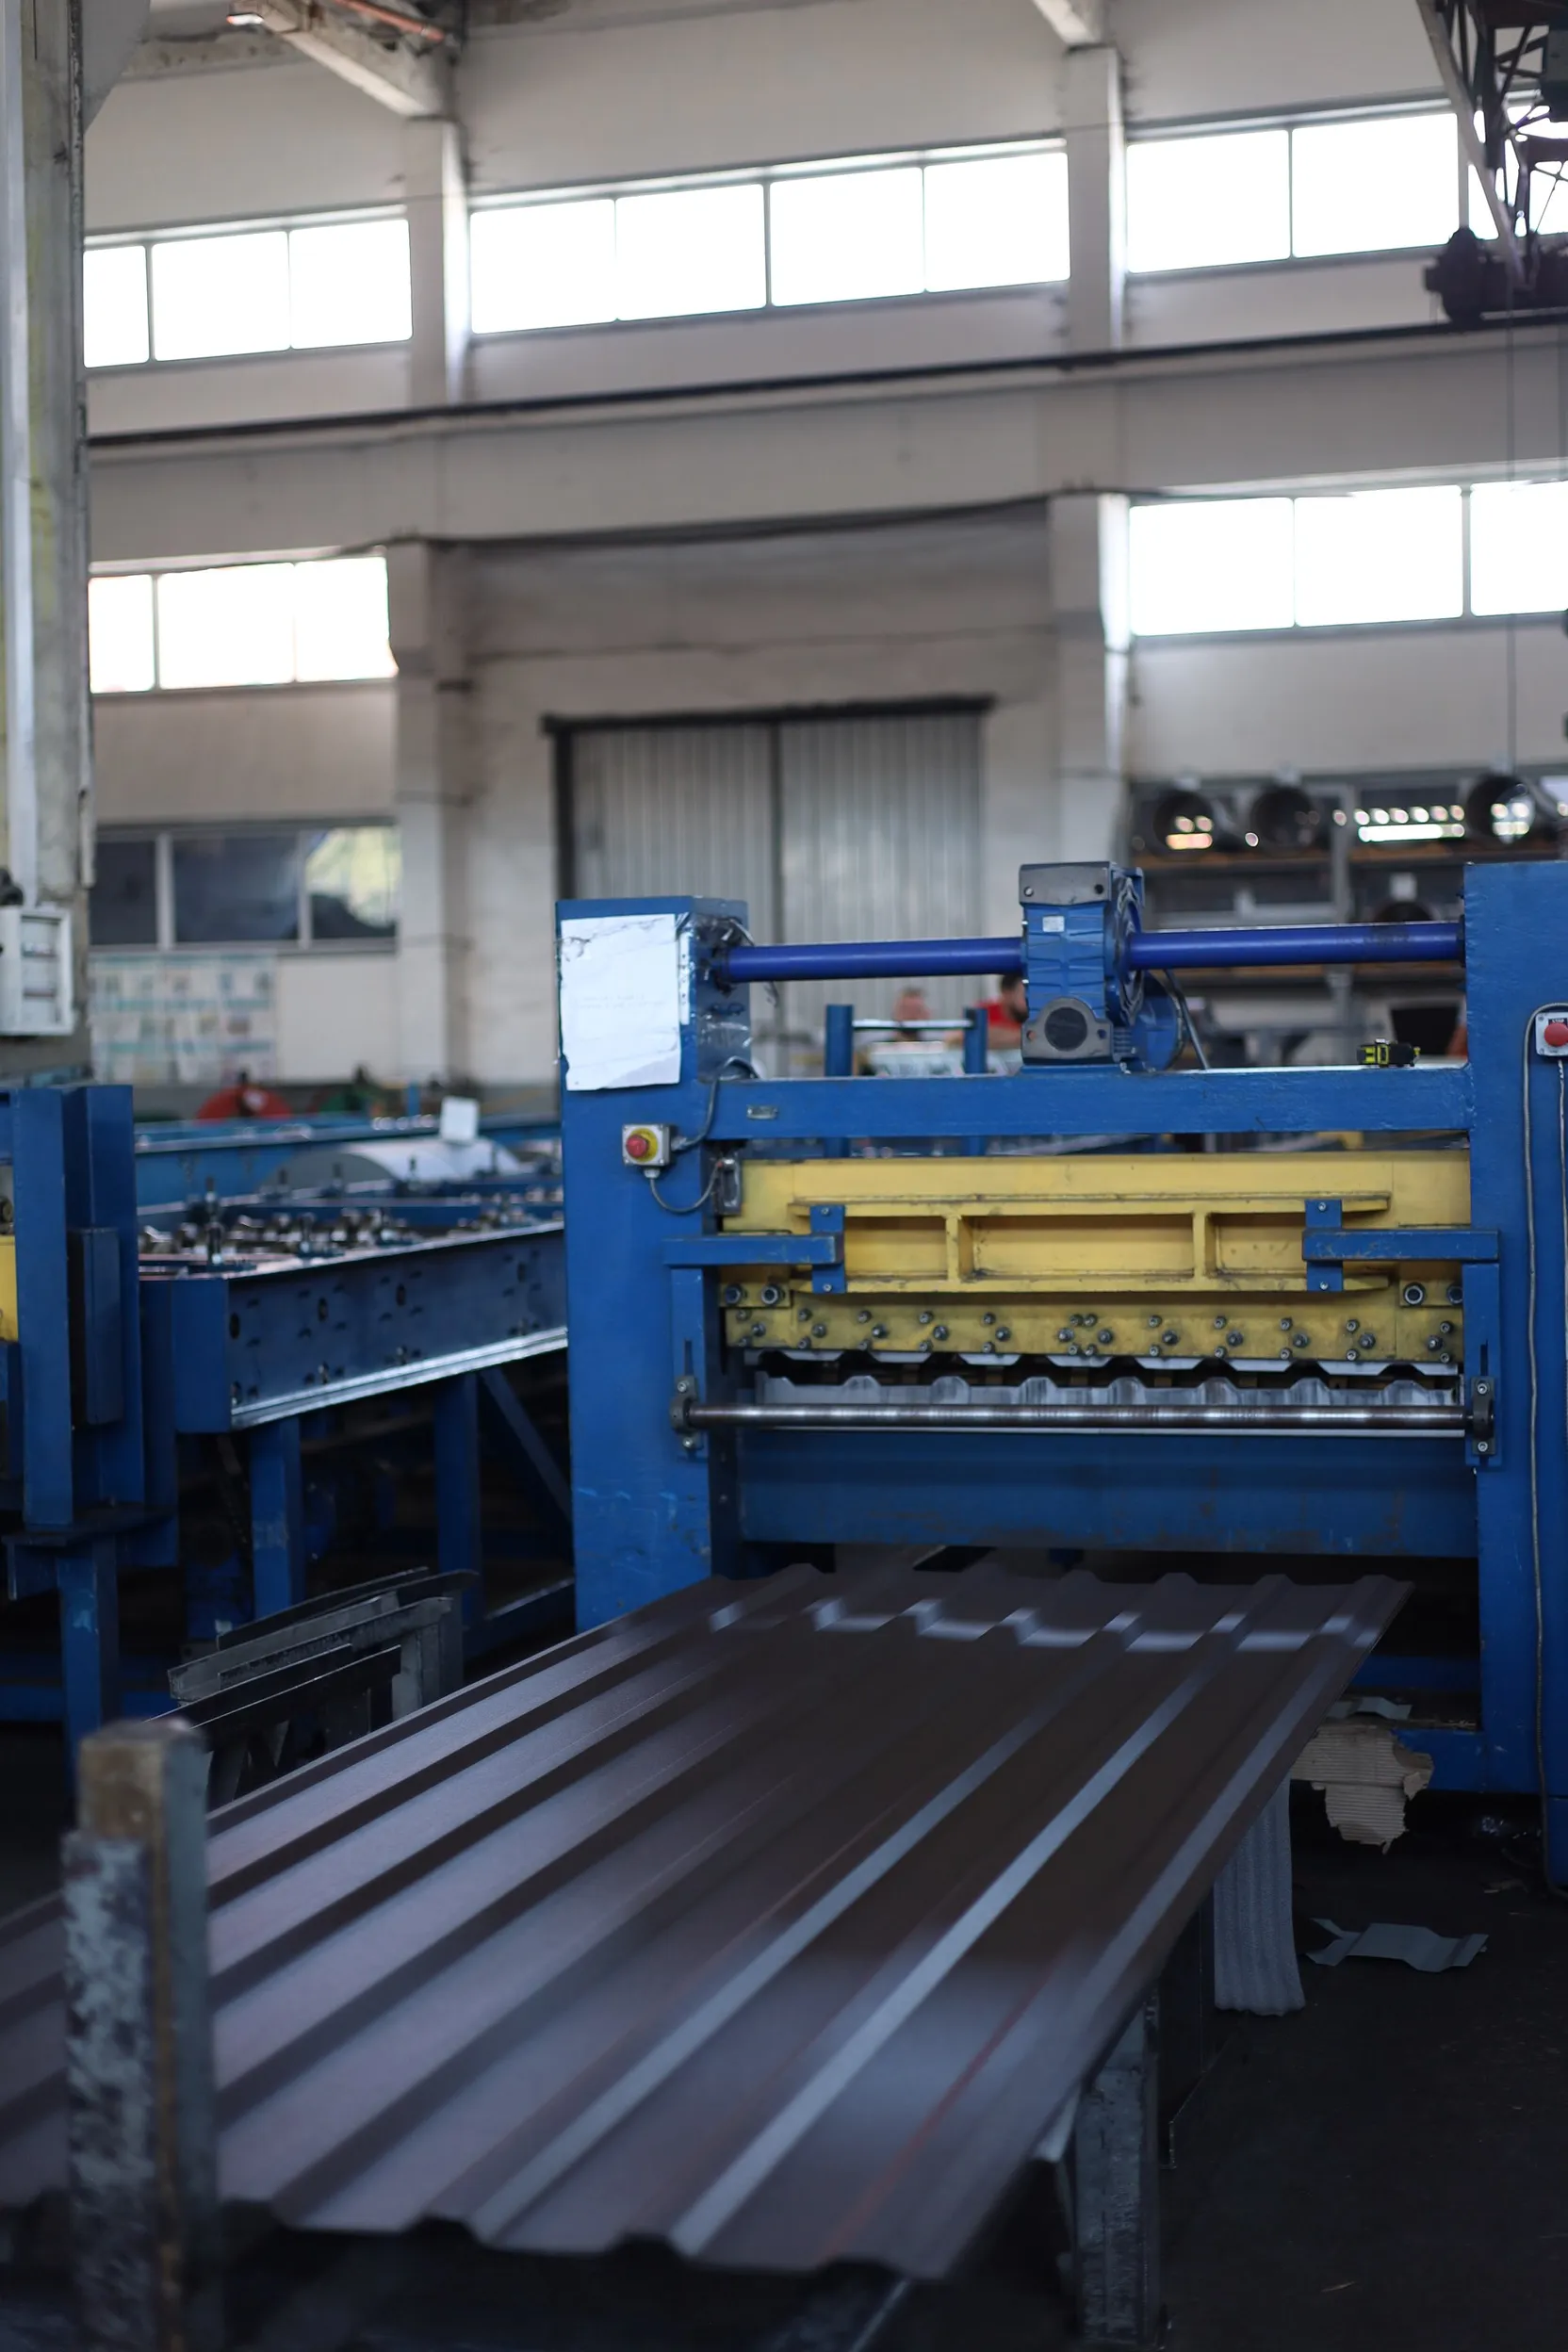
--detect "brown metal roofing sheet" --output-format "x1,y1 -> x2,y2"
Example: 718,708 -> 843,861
0,1562 -> 1404,2277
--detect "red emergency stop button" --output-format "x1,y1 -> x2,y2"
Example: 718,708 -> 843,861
1546,1019 -> 1568,1049
625,1131 -> 654,1160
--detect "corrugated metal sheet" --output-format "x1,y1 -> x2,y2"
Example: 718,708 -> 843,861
565,710 -> 986,1050
0,1563 -> 1402,2278
778,710 -> 983,1037
568,724 -> 778,939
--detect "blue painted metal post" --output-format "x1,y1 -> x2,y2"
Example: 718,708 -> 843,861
250,1417 -> 305,1619
962,1006 -> 988,1158
57,1539 -> 120,1762
824,1004 -> 855,1077
433,1373 -> 482,1628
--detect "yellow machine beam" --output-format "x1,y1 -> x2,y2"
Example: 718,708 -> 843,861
721,1152 -> 1469,1364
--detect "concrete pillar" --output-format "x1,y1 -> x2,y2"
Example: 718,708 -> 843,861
1062,44 -> 1125,354
403,116 -> 468,408
388,541 -> 470,1085
0,0 -> 90,1056
1050,491 -> 1129,861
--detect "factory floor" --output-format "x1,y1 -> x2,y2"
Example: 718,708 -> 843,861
0,1741 -> 1563,2351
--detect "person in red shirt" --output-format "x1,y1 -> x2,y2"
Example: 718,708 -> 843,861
976,972 -> 1028,1047
195,1070 -> 294,1121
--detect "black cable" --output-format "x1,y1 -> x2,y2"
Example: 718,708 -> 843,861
1157,970 -> 1210,1070
644,1054 -> 759,1215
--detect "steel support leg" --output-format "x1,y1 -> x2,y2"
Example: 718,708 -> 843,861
433,1373 -> 482,1628
250,1417 -> 305,1620
56,1539 -> 121,1766
63,1718 -> 220,2352
1073,1996 -> 1161,2350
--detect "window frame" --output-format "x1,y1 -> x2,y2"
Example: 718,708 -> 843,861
1125,477 -> 1568,643
467,135 -> 1071,340
1124,99 -> 1468,280
84,204 -> 413,375
88,553 -> 397,695
90,823 -> 400,956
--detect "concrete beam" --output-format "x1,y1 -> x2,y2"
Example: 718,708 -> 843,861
81,0 -> 149,123
253,0 -> 449,118
387,541 -> 469,1082
1032,0 -> 1105,47
89,326 -> 1568,570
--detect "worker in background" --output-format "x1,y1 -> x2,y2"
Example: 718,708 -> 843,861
890,987 -> 935,1032
314,1064 -> 384,1116
976,972 -> 1028,1049
195,1068 -> 293,1121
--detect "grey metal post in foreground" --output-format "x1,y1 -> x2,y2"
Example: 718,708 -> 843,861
1072,1996 -> 1161,2350
62,1717 -> 221,2352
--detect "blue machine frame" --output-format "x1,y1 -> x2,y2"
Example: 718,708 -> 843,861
559,861 -> 1568,1868
0,1094 -> 568,1756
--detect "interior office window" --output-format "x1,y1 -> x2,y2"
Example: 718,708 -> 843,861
1128,498 -> 1295,635
304,825 -> 400,939
1293,485 -> 1462,626
173,834 -> 301,945
150,228 -> 291,361
287,218 -> 412,347
470,199 -> 617,333
88,575 -> 156,694
923,148 -> 1069,289
614,183 -> 766,318
83,245 -> 150,368
770,166 -> 926,305
156,564 -> 296,688
291,557 -> 396,681
1291,111 -> 1458,256
1126,129 -> 1291,272
1469,480 -> 1568,613
90,839 -> 159,948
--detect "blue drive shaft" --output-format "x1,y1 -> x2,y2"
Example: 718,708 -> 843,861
719,920 -> 1462,984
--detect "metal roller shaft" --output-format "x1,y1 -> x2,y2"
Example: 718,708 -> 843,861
683,1400 -> 1467,1439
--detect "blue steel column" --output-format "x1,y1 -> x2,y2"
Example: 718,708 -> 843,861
433,1373 -> 482,1629
562,896 -> 749,1625
1463,863 -> 1568,1848
823,1005 -> 855,1076
249,1417 -> 305,1619
57,1539 -> 120,1760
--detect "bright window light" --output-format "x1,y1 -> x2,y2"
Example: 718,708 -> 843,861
291,556 -> 396,680
470,200 -> 616,334
84,246 -> 150,368
1126,129 -> 1290,273
1291,111 -> 1458,257
150,229 -> 290,361
614,183 -> 765,318
288,218 -> 412,348
1128,498 -> 1295,635
923,149 -> 1069,289
1293,485 -> 1462,625
88,576 -> 155,694
1469,480 -> 1568,613
769,166 -> 925,306
155,564 -> 296,689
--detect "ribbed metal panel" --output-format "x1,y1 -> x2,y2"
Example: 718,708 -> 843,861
565,710 -> 986,1059
778,710 -> 984,1039
0,1562 -> 1402,2278
568,725 -> 777,940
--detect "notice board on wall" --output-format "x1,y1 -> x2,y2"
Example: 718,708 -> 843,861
90,954 -> 279,1087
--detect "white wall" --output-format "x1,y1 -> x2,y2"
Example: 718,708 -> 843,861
1128,622 -> 1568,779
92,683 -> 397,825
457,510 -> 1057,1082
274,951 -> 399,1080
1111,0 -> 1438,124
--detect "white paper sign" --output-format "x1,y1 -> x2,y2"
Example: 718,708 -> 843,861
560,912 -> 683,1092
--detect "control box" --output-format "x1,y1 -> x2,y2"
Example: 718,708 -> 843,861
1533,1009 -> 1568,1057
621,1121 -> 674,1169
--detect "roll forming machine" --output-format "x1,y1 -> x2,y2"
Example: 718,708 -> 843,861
558,858 -> 1568,1870
0,1093 -> 567,1752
